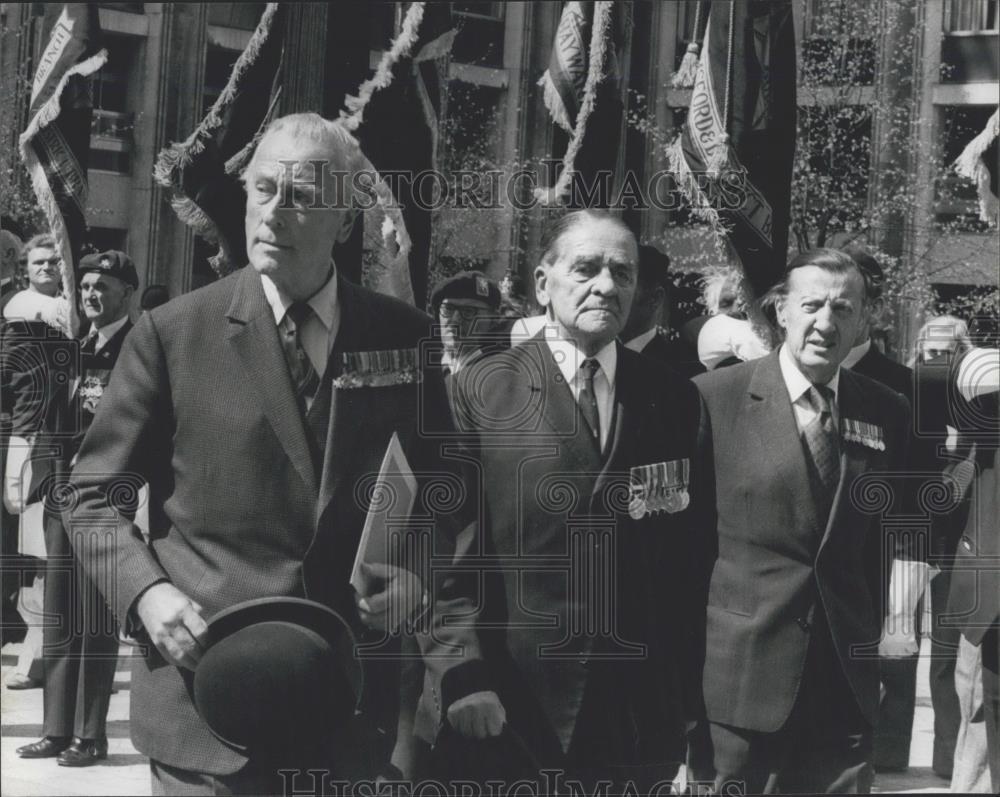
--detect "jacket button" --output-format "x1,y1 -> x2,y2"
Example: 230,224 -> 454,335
961,535 -> 974,552
796,617 -> 810,632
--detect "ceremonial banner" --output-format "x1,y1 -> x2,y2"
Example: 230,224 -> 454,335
154,2 -> 285,276
954,108 -> 999,225
344,2 -> 456,308
19,3 -> 107,336
667,0 -> 796,300
536,1 -> 631,207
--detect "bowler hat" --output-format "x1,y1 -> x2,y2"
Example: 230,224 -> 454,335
77,249 -> 139,289
192,597 -> 362,760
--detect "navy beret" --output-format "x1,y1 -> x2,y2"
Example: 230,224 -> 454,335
430,270 -> 501,316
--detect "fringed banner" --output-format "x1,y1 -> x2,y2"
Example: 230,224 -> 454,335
19,3 -> 107,337
665,0 -> 796,301
535,1 -> 627,208
954,108 -> 999,225
153,2 -> 285,277
347,1 -> 456,308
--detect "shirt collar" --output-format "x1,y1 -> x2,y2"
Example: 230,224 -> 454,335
624,327 -> 658,353
545,326 -> 618,387
261,263 -> 339,332
778,343 -> 840,405
841,338 -> 871,371
89,314 -> 129,350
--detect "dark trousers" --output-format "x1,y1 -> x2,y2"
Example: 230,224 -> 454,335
42,510 -> 119,739
874,606 -> 921,771
928,567 -> 961,777
709,619 -> 873,795
982,625 -> 1000,793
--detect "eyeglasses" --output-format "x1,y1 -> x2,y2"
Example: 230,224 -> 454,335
439,305 -> 490,321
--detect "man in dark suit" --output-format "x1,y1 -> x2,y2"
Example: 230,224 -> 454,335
7,248 -> 137,765
621,244 -> 704,378
945,344 -> 999,791
66,113 -> 476,794
841,245 -> 944,774
693,248 -> 914,793
439,211 -> 708,792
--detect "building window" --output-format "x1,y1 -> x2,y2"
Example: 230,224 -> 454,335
452,2 -> 504,68
89,33 -> 136,174
935,104 -> 997,230
943,0 -> 999,33
207,3 -> 266,30
801,0 -> 876,86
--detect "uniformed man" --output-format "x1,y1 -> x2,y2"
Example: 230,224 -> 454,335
13,249 -> 137,766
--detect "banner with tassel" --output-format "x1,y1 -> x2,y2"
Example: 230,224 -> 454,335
535,1 -> 630,208
19,3 -> 107,338
954,108 -> 999,225
342,1 -> 456,308
154,2 -> 285,277
665,0 -> 796,301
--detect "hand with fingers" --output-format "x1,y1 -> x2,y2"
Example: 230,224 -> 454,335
447,690 -> 506,739
135,582 -> 209,670
354,562 -> 425,634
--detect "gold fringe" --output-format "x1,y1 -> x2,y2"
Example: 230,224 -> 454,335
954,108 -> 999,224
670,43 -> 701,89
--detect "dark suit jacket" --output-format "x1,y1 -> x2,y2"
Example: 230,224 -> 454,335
67,267 -> 478,774
640,330 -> 706,380
945,349 -> 999,645
444,335 -> 710,768
693,351 -> 911,732
3,317 -> 78,505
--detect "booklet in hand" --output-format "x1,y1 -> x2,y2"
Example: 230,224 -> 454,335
350,431 -> 417,595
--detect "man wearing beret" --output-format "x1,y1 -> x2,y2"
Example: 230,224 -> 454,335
66,114 -> 478,794
13,249 -> 137,766
430,270 -> 503,377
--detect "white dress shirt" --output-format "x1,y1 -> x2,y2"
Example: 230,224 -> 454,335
261,267 -> 340,377
545,330 -> 617,450
84,314 -> 130,354
778,343 -> 840,434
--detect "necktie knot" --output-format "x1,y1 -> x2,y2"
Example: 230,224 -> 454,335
580,357 -> 600,382
285,301 -> 312,329
809,384 -> 835,416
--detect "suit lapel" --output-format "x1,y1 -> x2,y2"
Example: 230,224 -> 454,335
747,352 -> 822,536
819,368 -> 873,552
226,268 -> 318,496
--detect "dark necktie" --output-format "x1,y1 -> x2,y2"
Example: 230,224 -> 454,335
80,332 -> 98,356
577,358 -> 601,446
280,302 -> 320,411
803,384 -> 841,501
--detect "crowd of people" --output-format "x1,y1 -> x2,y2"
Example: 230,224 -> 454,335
1,112 -> 997,797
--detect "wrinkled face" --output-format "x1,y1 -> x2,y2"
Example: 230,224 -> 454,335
80,271 -> 132,328
439,298 -> 493,352
535,219 -> 638,355
244,129 -> 355,300
776,265 -> 867,384
26,246 -> 60,296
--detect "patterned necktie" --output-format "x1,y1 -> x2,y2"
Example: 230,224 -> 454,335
280,302 -> 320,410
80,332 -> 98,356
577,358 -> 601,446
803,384 -> 841,498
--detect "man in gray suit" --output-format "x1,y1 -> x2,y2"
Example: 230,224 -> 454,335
68,113 -> 476,794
